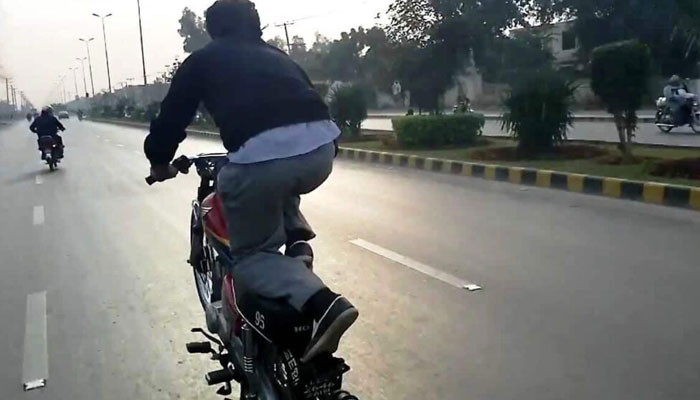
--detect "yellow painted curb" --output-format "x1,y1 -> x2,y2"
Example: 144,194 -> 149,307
567,174 -> 586,193
407,155 -> 419,168
424,158 -> 437,171
691,188 -> 700,210
643,183 -> 665,205
381,152 -> 392,164
509,167 -> 524,184
392,154 -> 402,166
462,163 -> 473,177
485,165 -> 497,180
536,170 -> 552,188
603,178 -> 623,198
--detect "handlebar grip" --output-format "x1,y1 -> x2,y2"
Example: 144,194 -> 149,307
145,176 -> 157,186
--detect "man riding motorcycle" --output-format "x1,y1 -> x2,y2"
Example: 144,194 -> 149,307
663,75 -> 696,125
144,0 -> 358,363
30,106 -> 65,158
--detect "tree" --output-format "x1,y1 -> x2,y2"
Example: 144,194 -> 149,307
591,40 -> 651,155
266,36 -> 286,51
502,69 -> 575,155
386,0 -> 529,110
178,8 -> 210,53
531,0 -> 700,77
328,84 -> 369,138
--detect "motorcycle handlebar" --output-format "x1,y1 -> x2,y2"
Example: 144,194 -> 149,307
145,155 -> 193,186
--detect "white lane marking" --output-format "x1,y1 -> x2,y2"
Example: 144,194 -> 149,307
33,206 -> 45,226
104,138 -> 111,143
96,135 -> 101,139
350,239 -> 483,291
133,151 -> 141,156
35,175 -> 43,185
116,144 -> 125,148
22,292 -> 48,391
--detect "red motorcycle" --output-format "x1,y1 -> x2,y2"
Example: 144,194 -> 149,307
38,136 -> 62,171
147,155 -> 358,400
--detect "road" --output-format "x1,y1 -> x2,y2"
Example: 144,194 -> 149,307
1,120 -> 700,400
364,118 -> 700,147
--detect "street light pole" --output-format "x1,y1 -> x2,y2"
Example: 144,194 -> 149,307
136,0 -> 147,85
69,67 -> 79,100
93,13 -> 113,93
79,37 -> 96,96
76,57 -> 88,97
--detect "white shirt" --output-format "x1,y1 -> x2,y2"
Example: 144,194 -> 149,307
227,120 -> 341,164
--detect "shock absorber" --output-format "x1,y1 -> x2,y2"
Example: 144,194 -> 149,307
241,323 -> 258,398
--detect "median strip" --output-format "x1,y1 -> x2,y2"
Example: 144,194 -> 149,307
88,118 -> 699,211
337,147 -> 700,211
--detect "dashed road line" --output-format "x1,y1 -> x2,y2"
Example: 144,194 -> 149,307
22,291 -> 48,391
32,206 -> 45,226
35,175 -> 43,185
116,144 -> 125,148
350,238 -> 483,291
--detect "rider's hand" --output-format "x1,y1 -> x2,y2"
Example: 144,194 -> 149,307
149,164 -> 179,182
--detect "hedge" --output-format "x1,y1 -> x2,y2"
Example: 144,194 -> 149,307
392,114 -> 485,148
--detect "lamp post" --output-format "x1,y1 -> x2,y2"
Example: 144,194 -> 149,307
136,0 -> 147,86
75,57 -> 88,97
79,37 -> 96,96
93,13 -> 113,93
69,67 -> 79,100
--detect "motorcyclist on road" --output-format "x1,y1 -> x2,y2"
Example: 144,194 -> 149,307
30,106 -> 65,157
663,75 -> 696,125
144,0 -> 358,363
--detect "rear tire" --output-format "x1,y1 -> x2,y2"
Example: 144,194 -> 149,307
659,125 -> 673,133
49,159 -> 56,171
191,211 -> 221,310
691,115 -> 700,134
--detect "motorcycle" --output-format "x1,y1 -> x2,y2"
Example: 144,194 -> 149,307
38,136 -> 62,171
655,96 -> 700,133
147,155 -> 358,400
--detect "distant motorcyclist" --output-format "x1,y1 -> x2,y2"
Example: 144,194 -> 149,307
663,75 -> 696,125
30,106 -> 65,157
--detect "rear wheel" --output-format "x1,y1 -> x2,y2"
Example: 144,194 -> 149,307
48,159 -> 56,171
659,125 -> 673,133
691,114 -> 700,134
191,211 -> 221,310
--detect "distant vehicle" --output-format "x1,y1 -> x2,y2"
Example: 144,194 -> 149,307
58,111 -> 70,120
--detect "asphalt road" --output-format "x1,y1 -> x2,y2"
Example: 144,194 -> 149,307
1,120 -> 700,400
364,118 -> 700,147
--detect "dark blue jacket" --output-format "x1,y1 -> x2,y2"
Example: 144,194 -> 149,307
30,114 -> 65,137
144,37 -> 330,165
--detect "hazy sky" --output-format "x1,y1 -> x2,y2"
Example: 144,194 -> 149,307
0,0 -> 391,106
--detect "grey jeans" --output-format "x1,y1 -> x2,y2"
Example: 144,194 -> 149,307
217,142 -> 335,311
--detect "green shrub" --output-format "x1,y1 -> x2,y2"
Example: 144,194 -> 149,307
590,40 -> 651,154
328,84 -> 369,138
392,114 -> 485,148
501,69 -> 575,156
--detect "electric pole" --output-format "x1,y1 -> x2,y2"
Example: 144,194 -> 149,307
93,13 -> 113,93
79,37 -> 96,96
137,0 -> 148,85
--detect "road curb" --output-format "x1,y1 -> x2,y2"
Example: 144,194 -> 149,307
369,114 -> 657,123
337,147 -> 700,211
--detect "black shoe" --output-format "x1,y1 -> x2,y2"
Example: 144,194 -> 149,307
285,241 -> 314,269
301,296 -> 358,363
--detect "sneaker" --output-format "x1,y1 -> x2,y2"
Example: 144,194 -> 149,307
301,296 -> 358,363
285,241 -> 314,269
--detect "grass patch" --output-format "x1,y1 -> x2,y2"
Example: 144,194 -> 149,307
342,139 -> 700,187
